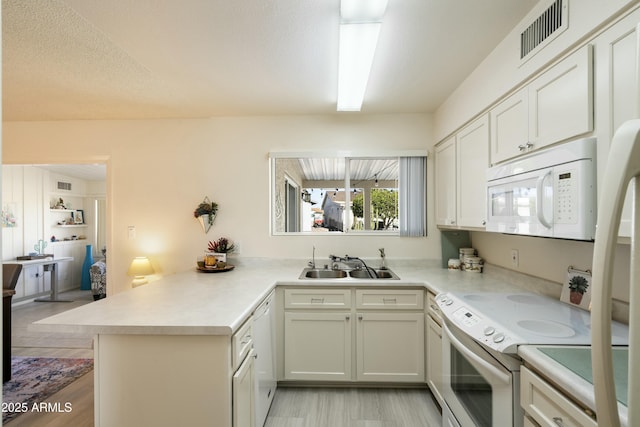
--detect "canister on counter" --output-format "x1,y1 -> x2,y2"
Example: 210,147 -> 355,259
464,256 -> 484,273
447,258 -> 461,271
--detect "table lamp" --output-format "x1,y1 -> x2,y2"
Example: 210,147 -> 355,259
128,257 -> 155,287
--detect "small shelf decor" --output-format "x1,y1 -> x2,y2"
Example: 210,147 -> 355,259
194,197 -> 218,233
203,237 -> 235,266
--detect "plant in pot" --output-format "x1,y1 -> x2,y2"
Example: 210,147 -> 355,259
205,237 -> 235,267
568,274 -> 589,305
194,197 -> 218,233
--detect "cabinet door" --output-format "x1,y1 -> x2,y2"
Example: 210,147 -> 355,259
356,312 -> 424,382
528,45 -> 593,150
426,315 -> 443,406
22,265 -> 43,297
490,88 -> 529,165
456,114 -> 489,228
435,136 -> 457,226
594,14 -> 640,238
284,311 -> 351,381
233,349 -> 255,427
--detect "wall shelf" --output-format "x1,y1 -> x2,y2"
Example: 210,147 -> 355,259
54,224 -> 87,228
50,209 -> 75,213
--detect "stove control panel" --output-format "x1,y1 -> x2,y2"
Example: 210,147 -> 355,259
436,293 -> 519,353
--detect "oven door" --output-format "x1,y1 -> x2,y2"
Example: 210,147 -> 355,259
442,322 -> 521,427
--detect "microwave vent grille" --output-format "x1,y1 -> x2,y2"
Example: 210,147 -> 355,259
520,0 -> 567,61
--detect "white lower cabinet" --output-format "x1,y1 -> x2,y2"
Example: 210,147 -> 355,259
282,287 -> 425,383
233,348 -> 256,427
426,314 -> 443,404
521,366 -> 597,427
284,311 -> 352,381
356,311 -> 424,382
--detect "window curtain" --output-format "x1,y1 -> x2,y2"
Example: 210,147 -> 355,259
399,156 -> 427,237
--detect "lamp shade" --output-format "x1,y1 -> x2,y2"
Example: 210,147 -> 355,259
128,257 -> 155,277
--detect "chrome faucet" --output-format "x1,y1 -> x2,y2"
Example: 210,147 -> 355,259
379,248 -> 387,270
329,254 -> 376,278
308,246 -> 316,269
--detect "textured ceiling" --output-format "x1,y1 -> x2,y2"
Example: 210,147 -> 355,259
2,0 -> 538,121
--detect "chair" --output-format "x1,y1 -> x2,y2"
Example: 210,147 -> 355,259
3,263 -> 22,382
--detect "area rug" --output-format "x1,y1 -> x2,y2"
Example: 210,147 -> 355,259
2,356 -> 93,424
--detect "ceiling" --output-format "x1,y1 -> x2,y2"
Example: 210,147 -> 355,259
37,163 -> 106,181
2,0 -> 538,121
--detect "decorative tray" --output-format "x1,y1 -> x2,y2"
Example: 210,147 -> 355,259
196,265 -> 235,273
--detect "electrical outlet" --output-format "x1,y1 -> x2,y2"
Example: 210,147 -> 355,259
511,249 -> 519,267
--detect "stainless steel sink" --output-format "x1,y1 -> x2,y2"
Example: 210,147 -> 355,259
301,268 -> 348,279
299,267 -> 399,280
348,269 -> 399,279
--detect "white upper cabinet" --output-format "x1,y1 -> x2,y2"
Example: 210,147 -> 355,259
489,45 -> 594,165
456,115 -> 489,228
435,114 -> 489,229
528,44 -> 594,150
593,9 -> 640,238
490,88 -> 529,165
435,136 -> 457,227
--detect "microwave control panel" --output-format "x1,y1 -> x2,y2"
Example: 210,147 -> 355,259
554,167 -> 577,224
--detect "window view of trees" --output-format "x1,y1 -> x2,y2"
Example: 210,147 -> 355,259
351,189 -> 398,230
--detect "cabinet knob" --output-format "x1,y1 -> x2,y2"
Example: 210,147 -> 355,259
518,144 -> 526,151
345,315 -> 350,320
482,220 -> 486,226
358,314 -> 363,320
526,142 -> 534,149
552,417 -> 565,427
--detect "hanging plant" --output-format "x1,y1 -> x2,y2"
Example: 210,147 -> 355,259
194,197 -> 218,233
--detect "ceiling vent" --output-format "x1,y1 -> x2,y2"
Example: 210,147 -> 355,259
520,0 -> 568,61
57,181 -> 72,191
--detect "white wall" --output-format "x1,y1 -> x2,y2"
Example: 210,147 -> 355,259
3,114 -> 437,295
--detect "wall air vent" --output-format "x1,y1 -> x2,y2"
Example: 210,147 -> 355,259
57,181 -> 72,191
520,0 -> 568,61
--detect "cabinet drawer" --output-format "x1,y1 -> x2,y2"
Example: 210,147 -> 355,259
355,289 -> 424,310
427,291 -> 442,324
521,366 -> 597,427
232,318 -> 253,371
284,288 -> 351,309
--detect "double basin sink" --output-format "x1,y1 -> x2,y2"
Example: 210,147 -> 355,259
299,267 -> 400,280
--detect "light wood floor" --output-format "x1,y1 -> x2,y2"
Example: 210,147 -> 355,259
6,290 -> 443,427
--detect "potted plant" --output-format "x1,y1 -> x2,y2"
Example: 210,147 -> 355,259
206,237 -> 235,265
194,197 -> 218,233
568,274 -> 589,305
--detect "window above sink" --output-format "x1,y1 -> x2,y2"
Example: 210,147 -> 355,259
270,151 -> 427,236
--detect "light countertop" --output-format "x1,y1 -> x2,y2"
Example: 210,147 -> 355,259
33,258 -> 533,336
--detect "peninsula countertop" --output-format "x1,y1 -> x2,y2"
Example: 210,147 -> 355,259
33,258 -> 543,336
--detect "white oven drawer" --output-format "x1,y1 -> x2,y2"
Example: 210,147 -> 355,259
521,366 -> 597,427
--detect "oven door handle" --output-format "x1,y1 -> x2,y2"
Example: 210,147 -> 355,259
443,323 -> 511,385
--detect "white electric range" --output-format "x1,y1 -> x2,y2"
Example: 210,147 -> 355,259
435,291 -> 629,427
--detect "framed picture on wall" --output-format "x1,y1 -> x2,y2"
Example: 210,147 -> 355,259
73,210 -> 84,224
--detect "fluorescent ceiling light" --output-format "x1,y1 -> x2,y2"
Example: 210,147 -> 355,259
337,0 -> 388,112
337,23 -> 381,111
341,0 -> 388,22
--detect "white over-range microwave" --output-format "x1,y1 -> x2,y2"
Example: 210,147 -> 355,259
486,137 -> 596,241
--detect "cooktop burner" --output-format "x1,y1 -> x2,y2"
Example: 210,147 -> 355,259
438,291 -> 629,353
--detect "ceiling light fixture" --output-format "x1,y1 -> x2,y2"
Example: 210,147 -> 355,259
337,0 -> 389,112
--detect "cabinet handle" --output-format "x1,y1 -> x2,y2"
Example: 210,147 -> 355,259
482,220 -> 486,226
383,298 -> 397,304
345,315 -> 350,320
430,304 -> 439,312
358,314 -> 363,320
526,142 -> 534,149
552,417 -> 565,427
310,298 -> 325,304
518,144 -> 526,151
